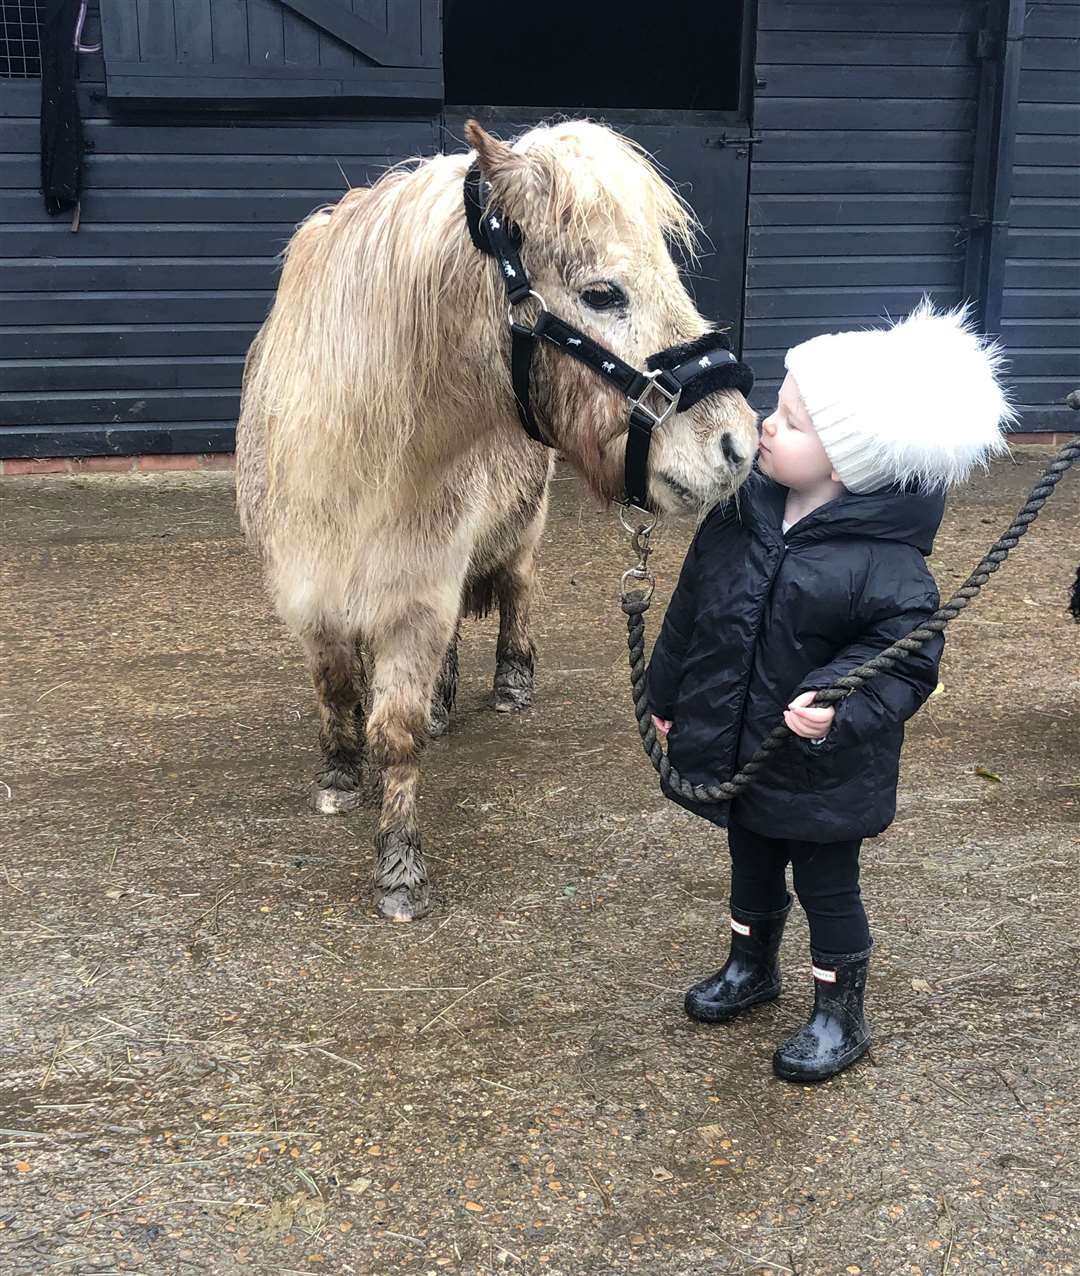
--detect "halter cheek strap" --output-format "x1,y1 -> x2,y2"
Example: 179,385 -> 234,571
464,163 -> 755,509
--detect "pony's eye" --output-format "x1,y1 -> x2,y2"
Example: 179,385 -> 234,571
580,283 -> 627,311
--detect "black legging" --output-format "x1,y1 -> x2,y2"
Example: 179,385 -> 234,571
728,821 -> 871,955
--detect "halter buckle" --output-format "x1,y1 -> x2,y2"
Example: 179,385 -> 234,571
629,370 -> 681,429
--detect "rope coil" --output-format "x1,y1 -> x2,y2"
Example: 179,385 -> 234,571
622,436 -> 1080,805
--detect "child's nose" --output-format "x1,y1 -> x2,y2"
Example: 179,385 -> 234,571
761,415 -> 777,436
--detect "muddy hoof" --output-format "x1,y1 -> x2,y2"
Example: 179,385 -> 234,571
374,882 -> 433,922
310,783 -> 364,815
493,682 -> 533,713
493,658 -> 534,713
428,702 -> 450,738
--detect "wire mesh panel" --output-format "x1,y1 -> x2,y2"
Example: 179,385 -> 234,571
1,0 -> 43,77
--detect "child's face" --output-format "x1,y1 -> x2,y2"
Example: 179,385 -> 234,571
758,374 -> 838,491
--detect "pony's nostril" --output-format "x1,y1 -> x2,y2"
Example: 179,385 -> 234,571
720,432 -> 742,467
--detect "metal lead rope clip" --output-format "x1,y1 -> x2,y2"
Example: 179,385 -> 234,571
619,505 -> 659,602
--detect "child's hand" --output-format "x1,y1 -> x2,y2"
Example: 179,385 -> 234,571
784,691 -> 834,740
651,715 -> 672,735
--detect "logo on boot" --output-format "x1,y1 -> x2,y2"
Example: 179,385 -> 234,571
812,964 -> 838,983
730,918 -> 751,936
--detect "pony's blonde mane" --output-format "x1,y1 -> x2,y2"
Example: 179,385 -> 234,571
245,121 -> 701,493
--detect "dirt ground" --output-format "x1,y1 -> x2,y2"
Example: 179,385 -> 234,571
1,451 -> 1078,1276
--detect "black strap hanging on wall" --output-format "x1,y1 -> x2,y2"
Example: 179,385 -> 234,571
40,0 -> 84,217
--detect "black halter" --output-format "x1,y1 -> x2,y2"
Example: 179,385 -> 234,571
464,163 -> 754,510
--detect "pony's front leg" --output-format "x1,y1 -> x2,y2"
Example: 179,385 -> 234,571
304,630 -> 369,814
366,604 -> 455,921
493,527 -> 542,714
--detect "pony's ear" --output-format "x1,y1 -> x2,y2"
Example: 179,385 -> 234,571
464,120 -> 538,219
464,119 -> 515,179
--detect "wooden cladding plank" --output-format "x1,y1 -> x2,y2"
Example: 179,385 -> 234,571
1014,133 -> 1080,166
746,287 -> 962,319
0,389 -> 241,427
752,162 -> 971,195
1000,289 -> 1080,319
0,424 -> 237,459
277,0 -> 431,66
103,66 -> 441,100
175,0 -> 214,61
755,98 -> 977,130
1024,6 -> 1080,40
1009,197 -> 1080,229
1006,260 -> 1080,289
0,326 -> 259,360
284,3 -> 320,65
0,117 -> 438,155
1005,349 -> 1080,378
1019,68 -> 1080,104
248,0 -> 286,67
212,0 -> 252,64
749,193 -> 969,226
749,225 -> 965,257
0,260 -> 281,292
2,190 -> 339,224
1000,320 -> 1080,348
0,357 -> 245,393
743,316 -> 908,350
758,2 -> 978,34
0,225 -> 298,258
102,0 -> 139,60
1016,102 -> 1080,135
1003,377 -> 1080,402
1012,166 -> 1080,199
0,293 -> 274,324
747,257 -> 962,288
756,32 -> 976,66
755,65 -> 977,99
135,0 -> 177,60
1007,404 -> 1080,432
754,130 -> 972,164
1007,227 -> 1080,258
1022,37 -> 1080,72
0,153 -> 389,190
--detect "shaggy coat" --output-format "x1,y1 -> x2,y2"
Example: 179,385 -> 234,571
236,119 -> 758,920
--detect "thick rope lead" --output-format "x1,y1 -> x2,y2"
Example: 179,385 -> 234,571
623,436 -> 1080,806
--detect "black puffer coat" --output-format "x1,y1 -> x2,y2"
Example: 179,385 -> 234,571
647,474 -> 945,841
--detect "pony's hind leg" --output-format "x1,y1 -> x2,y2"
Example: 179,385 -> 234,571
305,629 -> 369,815
367,601 -> 455,921
493,535 -> 540,714
428,625 -> 460,739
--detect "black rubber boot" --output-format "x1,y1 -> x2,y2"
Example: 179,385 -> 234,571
685,896 -> 792,1023
772,946 -> 872,1083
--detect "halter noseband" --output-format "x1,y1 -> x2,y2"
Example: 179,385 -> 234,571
464,163 -> 754,510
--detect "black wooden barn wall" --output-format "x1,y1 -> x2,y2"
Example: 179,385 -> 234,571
0,0 -> 440,458
997,1 -> 1080,434
743,0 -> 984,407
0,0 -> 1076,458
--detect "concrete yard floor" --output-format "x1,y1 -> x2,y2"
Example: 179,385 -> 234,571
0,452 -> 1078,1276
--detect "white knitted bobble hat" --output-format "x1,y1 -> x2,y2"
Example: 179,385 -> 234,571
783,300 -> 1015,494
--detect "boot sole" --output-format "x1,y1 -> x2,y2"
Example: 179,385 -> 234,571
772,1034 -> 870,1084
684,984 -> 780,1024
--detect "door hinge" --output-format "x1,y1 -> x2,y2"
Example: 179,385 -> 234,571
705,133 -> 765,149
